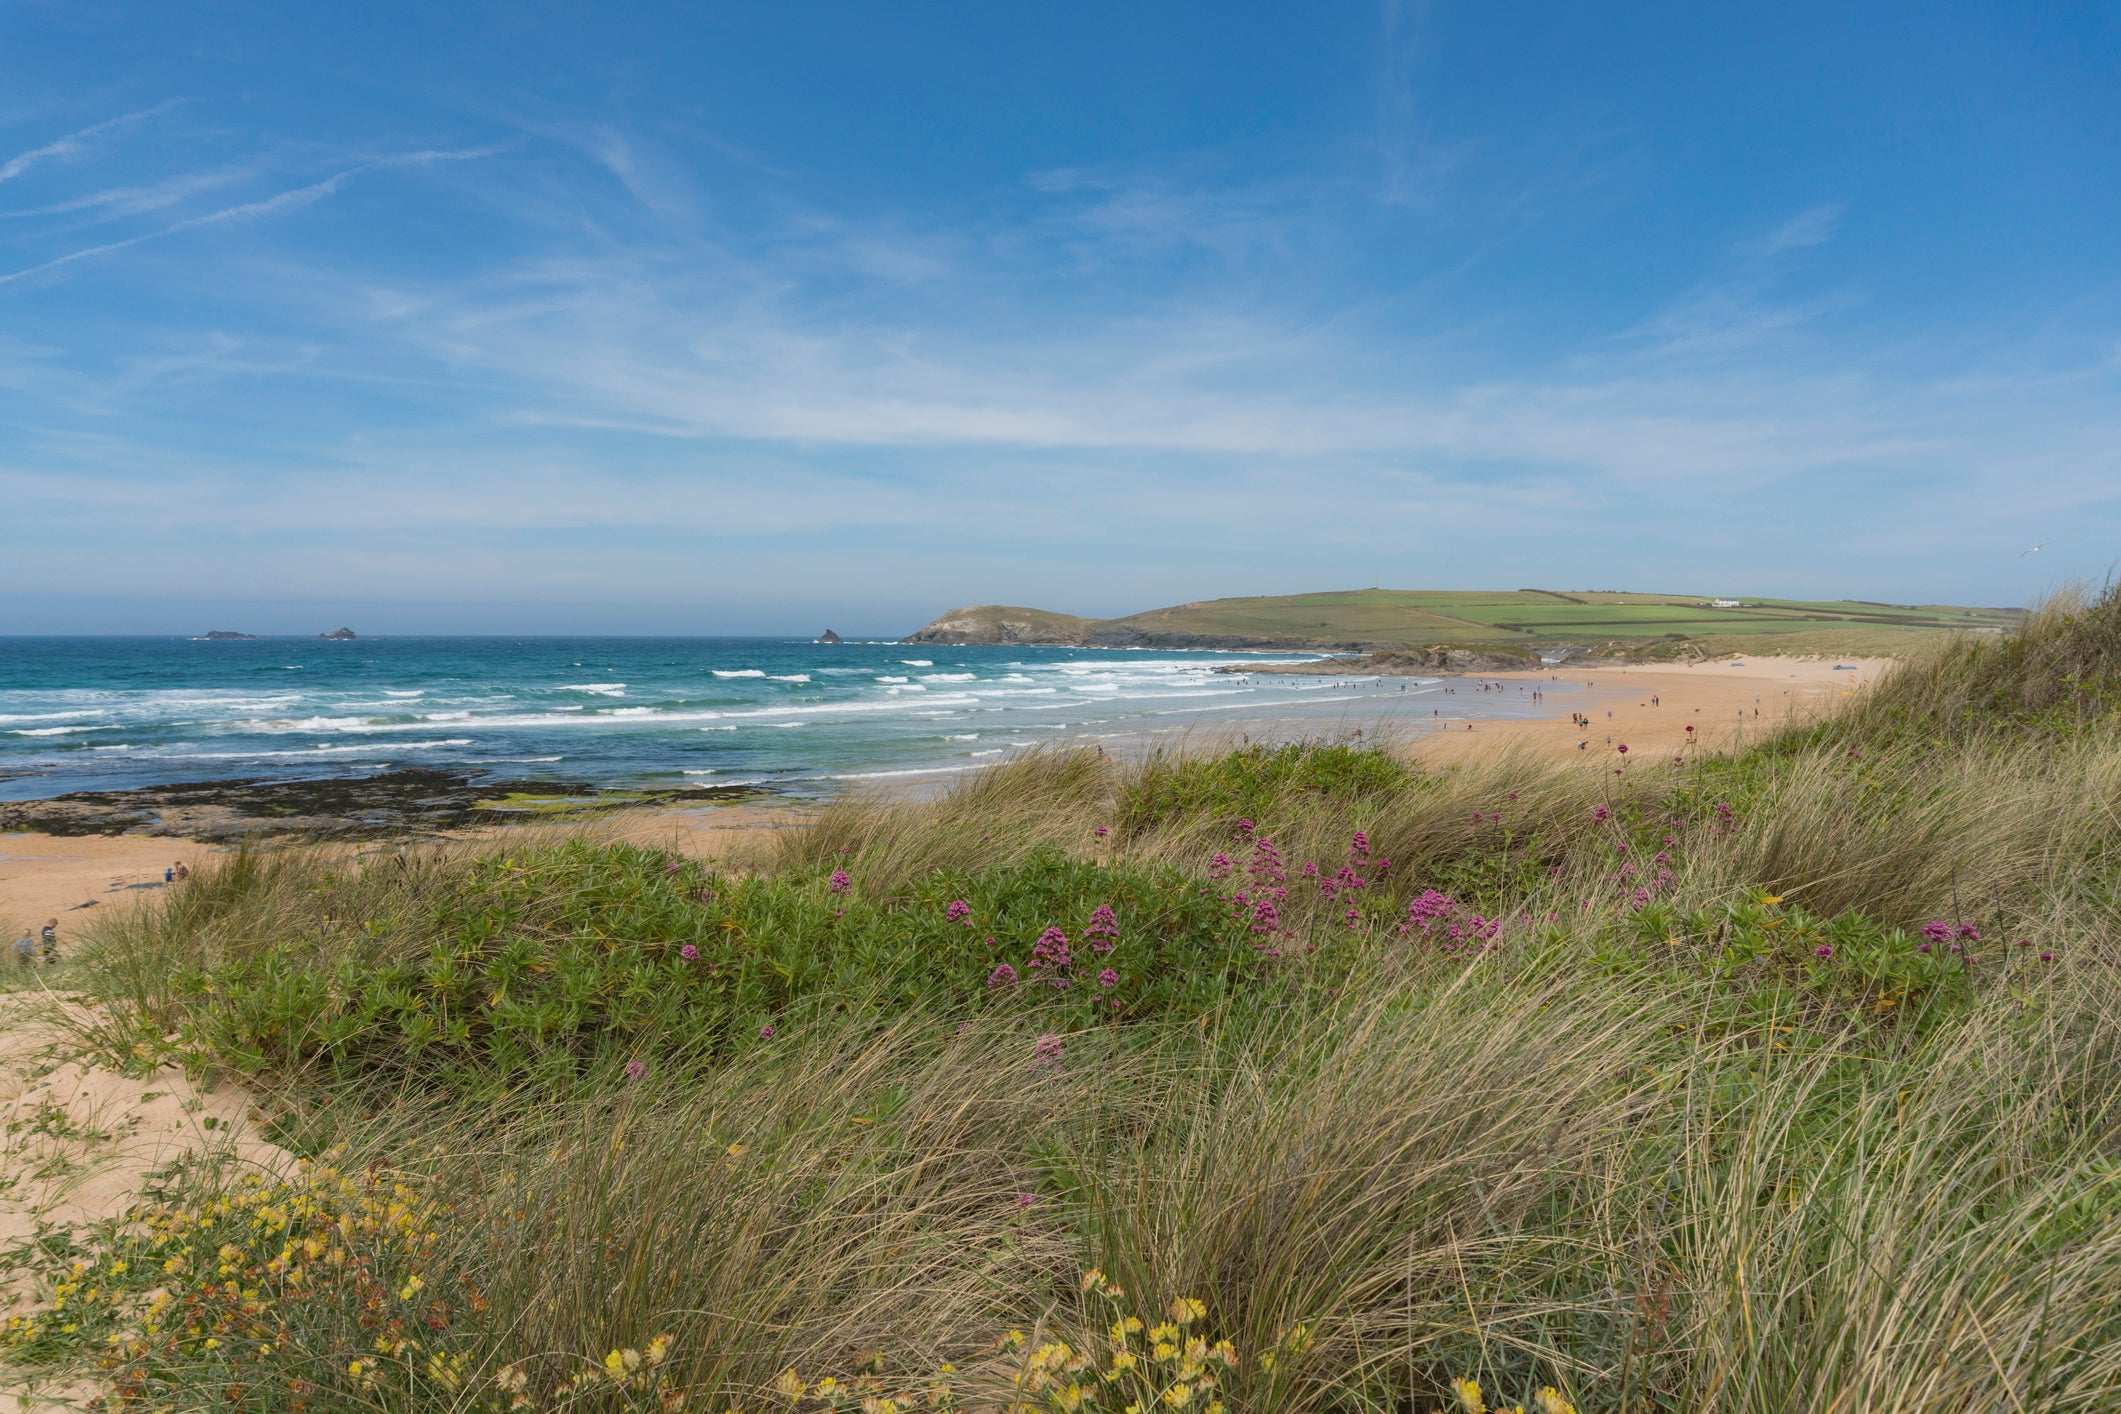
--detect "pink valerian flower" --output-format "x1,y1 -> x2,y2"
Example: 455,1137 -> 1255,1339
1343,908 -> 1361,925
828,869 -> 851,894
759,1024 -> 775,1039
1097,967 -> 1119,988
1956,924 -> 1981,941
1917,942 -> 1932,954
945,899 -> 972,925
1814,945 -> 1834,958
1250,899 -> 1281,934
664,859 -> 684,874
679,944 -> 700,961
987,963 -> 1020,989
1094,825 -> 1109,838
1406,889 -> 1456,931
1592,805 -> 1612,822
1083,904 -> 1120,952
1235,818 -> 1257,839
1507,791 -> 1519,801
1016,1193 -> 1038,1210
1208,852 -> 1234,880
1031,1032 -> 1064,1070
1617,743 -> 1629,755
1248,837 -> 1287,885
2040,951 -> 2054,962
624,1059 -> 646,1080
1028,927 -> 1072,986
1349,831 -> 1371,859
1300,861 -> 1320,880
1921,921 -> 1953,945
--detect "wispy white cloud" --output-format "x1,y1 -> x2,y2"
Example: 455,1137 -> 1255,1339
0,147 -> 498,287
0,100 -> 185,185
0,164 -> 259,223
1748,203 -> 1844,256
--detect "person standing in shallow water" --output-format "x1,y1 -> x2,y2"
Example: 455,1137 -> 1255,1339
40,919 -> 56,963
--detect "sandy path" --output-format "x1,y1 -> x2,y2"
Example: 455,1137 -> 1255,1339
1404,655 -> 1886,768
0,985 -> 285,1410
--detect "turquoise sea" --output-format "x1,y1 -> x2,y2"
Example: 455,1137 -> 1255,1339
0,637 -> 1570,801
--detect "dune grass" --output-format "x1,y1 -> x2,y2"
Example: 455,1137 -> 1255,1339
10,586 -> 2121,1412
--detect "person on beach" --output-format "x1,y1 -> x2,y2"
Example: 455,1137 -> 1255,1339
40,919 -> 57,963
163,866 -> 174,884
174,860 -> 190,882
11,931 -> 33,968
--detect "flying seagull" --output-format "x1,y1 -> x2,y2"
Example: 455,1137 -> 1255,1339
2021,543 -> 2049,557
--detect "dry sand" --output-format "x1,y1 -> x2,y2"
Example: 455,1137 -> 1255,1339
1403,655 -> 1886,768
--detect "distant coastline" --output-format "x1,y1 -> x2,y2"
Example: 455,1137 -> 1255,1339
900,587 -> 2020,660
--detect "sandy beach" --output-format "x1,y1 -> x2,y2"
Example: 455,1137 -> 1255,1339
1403,654 -> 1885,767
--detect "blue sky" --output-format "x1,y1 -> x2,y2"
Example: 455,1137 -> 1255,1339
2,1 -> 2117,634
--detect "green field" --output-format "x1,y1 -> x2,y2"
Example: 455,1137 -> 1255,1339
907,588 -> 2024,654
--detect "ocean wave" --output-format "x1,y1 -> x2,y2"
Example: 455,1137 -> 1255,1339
603,707 -> 661,717
384,690 -> 425,699
768,674 -> 811,683
0,710 -> 104,724
900,659 -> 934,667
682,768 -> 718,775
562,683 -> 627,695
12,725 -> 110,737
921,673 -> 976,683
875,675 -> 909,684
711,669 -> 766,679
944,733 -> 979,741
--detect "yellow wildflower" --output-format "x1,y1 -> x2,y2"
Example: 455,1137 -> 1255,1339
772,1368 -> 807,1400
1454,1376 -> 1486,1414
1169,1296 -> 1207,1326
1163,1383 -> 1194,1408
1533,1390 -> 1577,1414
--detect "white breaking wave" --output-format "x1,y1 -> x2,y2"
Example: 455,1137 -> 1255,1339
12,725 -> 111,737
921,673 -> 976,683
768,674 -> 811,683
712,669 -> 766,679
900,659 -> 934,667
875,675 -> 909,684
562,683 -> 627,695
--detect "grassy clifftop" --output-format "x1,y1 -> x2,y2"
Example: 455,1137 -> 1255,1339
902,587 -> 2021,655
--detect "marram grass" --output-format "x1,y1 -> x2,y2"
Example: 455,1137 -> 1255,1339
9,585 -> 2121,1412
